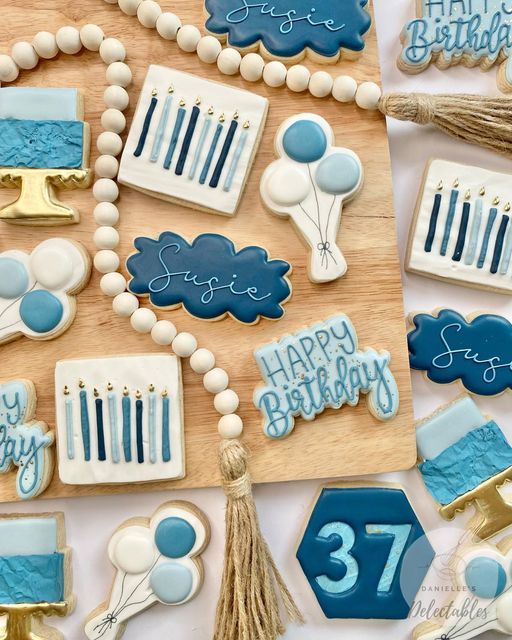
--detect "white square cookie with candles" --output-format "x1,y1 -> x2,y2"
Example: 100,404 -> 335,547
406,158 -> 512,294
118,64 -> 268,216
54,355 -> 184,485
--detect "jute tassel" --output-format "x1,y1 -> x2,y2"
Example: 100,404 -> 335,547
379,93 -> 512,157
214,439 -> 304,640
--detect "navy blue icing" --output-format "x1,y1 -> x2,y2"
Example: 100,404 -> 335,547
408,309 -> 512,396
127,231 -> 291,324
0,553 -> 65,604
0,119 -> 83,169
205,0 -> 371,59
296,487 -> 434,619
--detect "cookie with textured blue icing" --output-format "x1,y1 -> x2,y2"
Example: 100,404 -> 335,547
204,0 -> 372,64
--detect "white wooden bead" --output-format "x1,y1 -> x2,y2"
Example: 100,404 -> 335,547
95,155 -> 119,179
190,348 -> 215,374
217,48 -> 241,75
218,414 -> 243,439
97,131 -> 123,156
172,332 -> 198,358
0,55 -> 19,82
197,36 -> 222,64
94,226 -> 120,250
94,250 -> 120,274
32,32 -> 58,59
106,62 -> 132,87
103,0 -> 119,4
151,320 -> 177,345
214,389 -> 240,415
11,42 -> 39,70
80,24 -> 105,51
137,0 -> 162,28
130,307 -> 157,333
355,81 -> 382,110
56,26 -> 82,55
176,25 -> 201,52
119,0 -> 142,15
93,178 -> 119,203
286,65 -> 310,92
101,108 -> 126,134
113,291 -> 139,317
94,202 -> 120,225
100,38 -> 126,64
332,75 -> 357,103
309,71 -> 333,98
156,12 -> 182,39
203,368 -> 229,394
104,85 -> 130,111
100,272 -> 127,297
263,61 -> 287,88
240,53 -> 265,82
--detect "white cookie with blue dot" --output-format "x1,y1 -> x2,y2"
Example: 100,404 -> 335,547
85,500 -> 209,640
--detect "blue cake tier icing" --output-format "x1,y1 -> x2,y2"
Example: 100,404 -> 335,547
0,553 -> 65,604
419,421 -> 512,505
0,88 -> 79,121
0,119 -> 84,169
205,0 -> 371,59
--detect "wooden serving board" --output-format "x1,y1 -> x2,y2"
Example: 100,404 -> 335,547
0,0 -> 415,503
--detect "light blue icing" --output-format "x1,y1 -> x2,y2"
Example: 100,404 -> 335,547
0,553 -> 65,604
148,392 -> 157,464
223,128 -> 248,192
500,221 -> 512,273
108,393 -> 120,464
0,257 -> 28,299
155,517 -> 196,558
65,398 -> 74,460
440,188 -> 459,256
315,153 -> 361,195
401,1 -> 512,82
150,562 -> 193,604
316,522 -> 358,594
189,115 -> 212,180
150,93 -> 173,163
282,119 -> 327,163
0,119 -> 84,169
464,197 -> 483,265
19,290 -> 63,333
419,421 -> 512,505
0,381 -> 52,500
0,88 -> 79,121
254,314 -> 400,439
465,556 -> 507,598
0,517 -> 57,556
365,524 -> 413,592
477,207 -> 497,268
416,395 -> 485,460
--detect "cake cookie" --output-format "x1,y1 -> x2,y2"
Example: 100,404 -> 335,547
85,500 -> 209,640
0,238 -> 91,344
205,0 -> 372,64
260,113 -> 363,283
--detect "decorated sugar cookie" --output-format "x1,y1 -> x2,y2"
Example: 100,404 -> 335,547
85,500 -> 209,640
0,87 -> 91,224
416,395 -> 512,540
253,314 -> 399,438
407,159 -> 512,294
408,309 -> 512,396
0,379 -> 54,500
0,512 -> 73,640
297,482 -> 434,619
0,238 -> 91,344
205,0 -> 372,64
55,355 -> 184,485
414,536 -> 512,640
398,0 -> 512,93
118,64 -> 268,216
260,114 -> 363,283
127,231 -> 292,324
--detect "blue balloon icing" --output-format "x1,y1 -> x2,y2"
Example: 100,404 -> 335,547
205,0 -> 371,60
0,258 -> 28,299
127,232 -> 291,324
150,562 -> 193,604
155,517 -> 196,558
282,119 -> 327,163
19,290 -> 63,333
315,153 -> 362,195
0,553 -> 65,604
465,557 -> 507,599
408,309 -> 512,396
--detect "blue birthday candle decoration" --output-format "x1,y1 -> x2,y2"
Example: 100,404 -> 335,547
223,120 -> 250,192
163,99 -> 187,170
122,386 -> 132,463
107,382 -> 120,464
79,380 -> 91,462
477,204 -> 498,269
64,386 -> 74,460
134,89 -> 158,157
491,212 -> 510,274
148,384 -> 157,464
424,180 -> 443,252
210,111 -> 239,188
464,195 -> 483,265
440,181 -> 459,256
189,106 -> 213,180
162,389 -> 171,462
150,86 -> 174,163
136,390 -> 144,464
175,97 -> 201,176
451,191 -> 471,262
199,113 -> 225,185
94,388 -> 106,462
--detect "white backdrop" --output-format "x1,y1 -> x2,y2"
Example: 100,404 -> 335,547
4,1 -> 512,638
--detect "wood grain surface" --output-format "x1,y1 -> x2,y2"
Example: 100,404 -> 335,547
0,0 -> 415,503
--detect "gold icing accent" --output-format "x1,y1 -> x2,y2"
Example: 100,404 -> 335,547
168,85 -> 174,93
479,186 -> 486,196
243,121 -> 250,129
219,113 -> 225,123
436,180 -> 443,190
233,110 -> 239,120
149,383 -> 155,392
107,382 -> 113,391
195,97 -> 201,106
208,106 -> 214,115
63,386 -> 69,396
123,386 -> 129,397
93,388 -> 99,398
162,388 -> 168,397
78,380 -> 85,389
506,203 -> 511,212
179,99 -> 186,107
453,178 -> 459,188
493,196 -> 501,205
465,189 -> 471,200
136,389 -> 142,400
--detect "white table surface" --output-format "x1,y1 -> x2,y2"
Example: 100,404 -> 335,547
4,1 -> 512,638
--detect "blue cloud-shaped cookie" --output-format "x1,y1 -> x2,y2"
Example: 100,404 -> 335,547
408,309 -> 512,396
127,231 -> 292,324
205,0 -> 371,60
